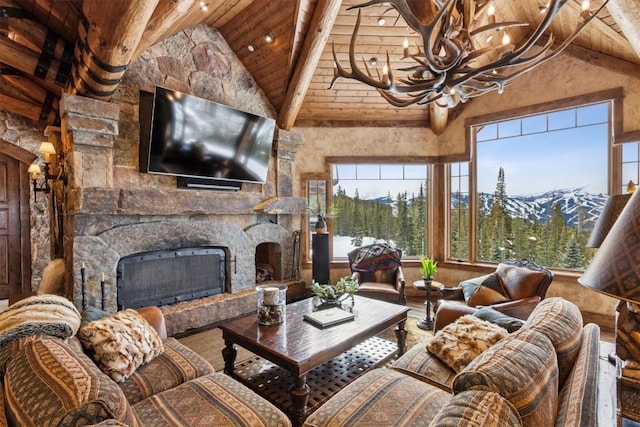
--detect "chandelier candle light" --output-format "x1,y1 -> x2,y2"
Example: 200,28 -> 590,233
331,0 -> 608,108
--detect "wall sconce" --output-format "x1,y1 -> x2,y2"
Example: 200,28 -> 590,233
28,141 -> 67,198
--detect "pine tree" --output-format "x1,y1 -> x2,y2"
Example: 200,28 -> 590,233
563,234 -> 585,269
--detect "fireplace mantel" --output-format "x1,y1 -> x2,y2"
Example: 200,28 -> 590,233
67,188 -> 306,216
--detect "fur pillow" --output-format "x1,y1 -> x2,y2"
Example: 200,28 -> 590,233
37,259 -> 66,296
78,309 -> 164,382
426,315 -> 508,373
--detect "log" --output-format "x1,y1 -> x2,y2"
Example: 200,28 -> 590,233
0,0 -> 72,61
0,37 -> 64,94
134,0 -> 201,58
1,73 -> 59,113
278,0 -> 342,130
0,92 -> 57,123
428,103 -> 448,135
68,0 -> 158,100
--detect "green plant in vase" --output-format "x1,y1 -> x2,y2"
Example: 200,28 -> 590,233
419,257 -> 438,281
336,275 -> 359,305
311,276 -> 359,305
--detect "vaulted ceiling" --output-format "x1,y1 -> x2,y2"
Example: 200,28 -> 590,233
0,0 -> 638,134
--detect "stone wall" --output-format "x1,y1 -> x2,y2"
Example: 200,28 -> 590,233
55,24 -> 305,335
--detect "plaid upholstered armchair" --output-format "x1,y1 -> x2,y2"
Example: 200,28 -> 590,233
348,243 -> 406,305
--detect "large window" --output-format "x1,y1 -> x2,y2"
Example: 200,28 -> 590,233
308,163 -> 430,260
450,101 -> 612,270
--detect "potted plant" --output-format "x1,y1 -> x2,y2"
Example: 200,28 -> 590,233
419,257 -> 438,281
311,276 -> 359,305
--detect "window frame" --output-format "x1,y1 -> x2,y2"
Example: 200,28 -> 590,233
303,157 -> 437,265
447,88 -> 624,269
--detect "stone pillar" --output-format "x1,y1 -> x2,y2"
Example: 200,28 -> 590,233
59,94 -> 119,306
273,127 -> 302,198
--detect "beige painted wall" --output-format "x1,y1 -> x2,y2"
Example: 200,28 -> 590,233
292,53 -> 640,321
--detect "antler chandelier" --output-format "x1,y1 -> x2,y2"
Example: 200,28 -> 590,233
331,0 -> 609,108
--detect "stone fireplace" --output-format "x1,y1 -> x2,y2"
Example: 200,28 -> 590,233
116,246 -> 228,309
60,93 -> 306,336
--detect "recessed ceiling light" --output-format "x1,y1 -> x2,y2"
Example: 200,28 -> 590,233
377,17 -> 386,25
247,44 -> 255,52
264,32 -> 274,43
368,57 -> 378,66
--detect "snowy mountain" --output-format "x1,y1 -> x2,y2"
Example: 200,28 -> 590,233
453,188 -> 608,227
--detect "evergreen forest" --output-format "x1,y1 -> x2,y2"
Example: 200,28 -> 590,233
332,167 -> 596,270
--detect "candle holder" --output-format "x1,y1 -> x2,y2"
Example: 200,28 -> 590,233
80,263 -> 87,310
256,284 -> 287,325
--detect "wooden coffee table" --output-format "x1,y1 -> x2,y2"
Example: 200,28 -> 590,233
219,295 -> 410,426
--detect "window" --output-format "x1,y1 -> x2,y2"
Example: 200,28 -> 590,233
622,141 -> 640,193
308,163 -> 429,260
449,101 -> 613,270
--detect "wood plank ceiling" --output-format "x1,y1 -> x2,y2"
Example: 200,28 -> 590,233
0,0 -> 638,133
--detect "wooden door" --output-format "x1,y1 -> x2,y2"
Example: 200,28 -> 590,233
0,152 -> 20,300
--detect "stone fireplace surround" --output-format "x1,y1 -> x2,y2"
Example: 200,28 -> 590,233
75,219 -> 297,336
60,94 -> 306,336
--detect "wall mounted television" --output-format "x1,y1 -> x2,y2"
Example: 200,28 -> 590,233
139,87 -> 276,185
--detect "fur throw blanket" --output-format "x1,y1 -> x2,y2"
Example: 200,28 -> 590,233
0,294 -> 81,349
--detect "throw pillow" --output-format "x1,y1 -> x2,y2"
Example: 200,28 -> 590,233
78,309 -> 164,382
426,315 -> 508,373
473,307 -> 525,333
82,305 -> 111,324
460,273 -> 509,307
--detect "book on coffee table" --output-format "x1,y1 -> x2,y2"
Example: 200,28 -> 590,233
303,307 -> 355,329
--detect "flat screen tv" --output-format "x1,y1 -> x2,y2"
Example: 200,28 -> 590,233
139,87 -> 276,184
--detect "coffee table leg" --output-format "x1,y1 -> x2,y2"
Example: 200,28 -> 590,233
395,319 -> 408,356
290,375 -> 310,427
222,338 -> 237,375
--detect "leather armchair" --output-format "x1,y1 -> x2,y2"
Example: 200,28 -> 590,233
348,243 -> 407,305
351,266 -> 407,305
433,259 -> 553,331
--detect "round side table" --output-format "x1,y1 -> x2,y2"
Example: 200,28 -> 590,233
413,279 -> 444,330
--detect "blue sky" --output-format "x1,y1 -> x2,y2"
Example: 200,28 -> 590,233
476,102 -> 609,196
477,124 -> 608,196
331,103 -> 610,200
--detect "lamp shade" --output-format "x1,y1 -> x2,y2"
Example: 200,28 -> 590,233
579,189 -> 640,303
27,163 -> 41,175
37,142 -> 56,155
586,193 -> 632,248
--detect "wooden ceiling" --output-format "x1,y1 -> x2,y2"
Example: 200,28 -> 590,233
0,0 -> 638,133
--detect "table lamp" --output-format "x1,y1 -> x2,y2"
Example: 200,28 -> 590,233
586,193 -> 632,248
579,188 -> 640,373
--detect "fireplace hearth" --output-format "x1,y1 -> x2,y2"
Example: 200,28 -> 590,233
117,246 -> 228,309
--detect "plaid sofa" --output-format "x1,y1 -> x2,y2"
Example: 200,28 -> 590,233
305,297 -> 600,427
0,306 -> 290,427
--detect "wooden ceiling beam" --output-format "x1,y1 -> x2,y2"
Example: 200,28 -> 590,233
428,103 -> 448,135
0,0 -> 73,60
0,37 -> 64,95
69,0 -> 158,100
560,39 -> 640,80
1,72 -> 59,113
278,0 -> 342,131
606,0 -> 640,57
135,0 -> 203,58
0,91 -> 57,123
